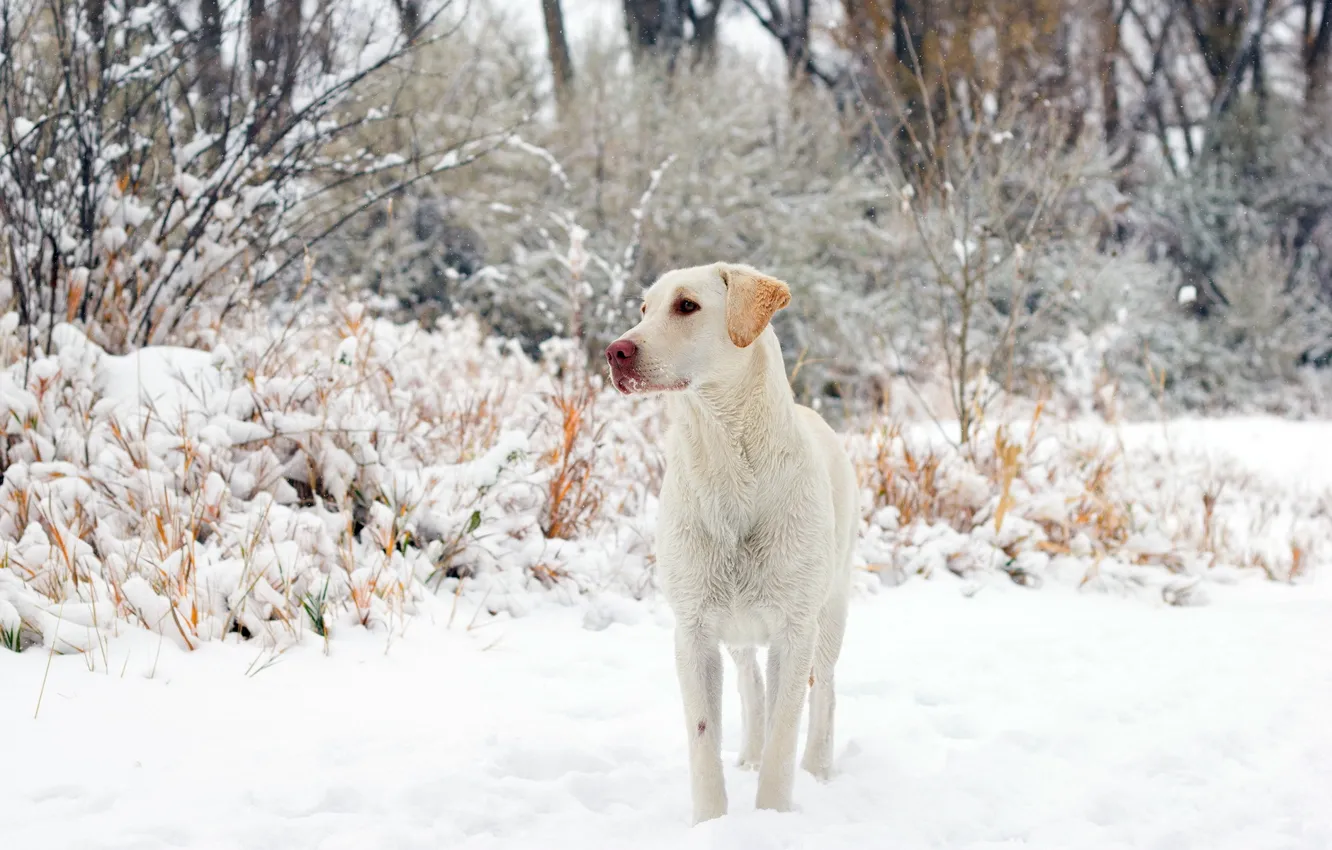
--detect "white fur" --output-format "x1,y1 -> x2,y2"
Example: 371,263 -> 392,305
607,262 -> 858,824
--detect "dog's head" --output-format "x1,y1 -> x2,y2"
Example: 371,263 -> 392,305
605,262 -> 790,396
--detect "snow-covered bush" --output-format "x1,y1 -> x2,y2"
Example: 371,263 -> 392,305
304,25 -> 1332,423
318,35 -> 892,401
1,298 -> 1328,655
854,410 -> 1328,596
1095,96 -> 1332,414
1090,245 -> 1332,416
0,299 -> 666,652
854,91 -> 1140,440
0,0 -> 505,354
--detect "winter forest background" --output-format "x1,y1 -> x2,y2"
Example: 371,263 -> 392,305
7,0 -> 1332,418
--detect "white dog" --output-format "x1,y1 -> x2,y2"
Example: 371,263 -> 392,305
605,262 -> 858,823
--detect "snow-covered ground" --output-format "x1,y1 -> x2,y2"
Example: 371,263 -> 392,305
4,578 -> 1331,849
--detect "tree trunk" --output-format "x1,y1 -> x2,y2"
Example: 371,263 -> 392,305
542,0 -> 575,110
275,0 -> 302,123
690,0 -> 723,66
1182,0 -> 1243,86
88,0 -> 105,43
250,0 -> 276,101
199,0 -> 225,129
1100,0 -> 1123,146
659,0 -> 685,65
893,0 -> 931,173
1305,0 -> 1332,107
1204,0 -> 1269,125
311,0 -> 336,73
892,0 -> 926,73
624,0 -> 661,52
391,0 -> 422,41
623,0 -> 685,67
785,0 -> 811,78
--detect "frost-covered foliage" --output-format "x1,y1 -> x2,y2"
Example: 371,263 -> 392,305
1091,246 -> 1332,415
320,37 -> 890,395
856,95 -> 1137,440
1145,99 -> 1332,313
0,0 -> 502,354
1,302 -> 1327,653
854,412 -> 1329,599
0,302 -> 666,652
304,24 -> 1332,422
1098,97 -> 1332,413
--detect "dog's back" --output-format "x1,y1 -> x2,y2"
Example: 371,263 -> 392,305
795,404 -> 859,581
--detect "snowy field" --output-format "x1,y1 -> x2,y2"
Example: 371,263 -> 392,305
3,579 -> 1331,849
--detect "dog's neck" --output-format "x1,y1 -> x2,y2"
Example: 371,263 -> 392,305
665,329 -> 798,470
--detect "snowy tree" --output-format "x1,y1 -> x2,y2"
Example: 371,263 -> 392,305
0,0 -> 509,354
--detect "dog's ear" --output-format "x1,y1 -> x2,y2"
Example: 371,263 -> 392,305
720,265 -> 791,348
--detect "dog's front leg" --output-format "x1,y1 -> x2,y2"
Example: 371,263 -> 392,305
755,623 -> 815,812
675,623 -> 727,824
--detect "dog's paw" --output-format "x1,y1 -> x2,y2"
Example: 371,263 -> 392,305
800,756 -> 834,782
754,787 -> 793,813
691,799 -> 728,825
690,777 -> 728,825
737,751 -> 763,771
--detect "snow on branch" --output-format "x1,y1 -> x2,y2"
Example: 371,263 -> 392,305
0,0 -> 507,355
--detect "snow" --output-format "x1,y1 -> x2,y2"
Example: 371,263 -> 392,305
12,116 -> 36,140
2,580 -> 1330,848
1117,416 -> 1332,489
95,343 -> 222,418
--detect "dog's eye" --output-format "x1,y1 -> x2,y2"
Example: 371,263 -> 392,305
677,299 -> 699,315
640,303 -> 647,315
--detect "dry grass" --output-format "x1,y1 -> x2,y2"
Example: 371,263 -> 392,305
539,374 -> 605,541
860,423 -> 948,527
851,404 -> 1324,589
0,294 -> 669,654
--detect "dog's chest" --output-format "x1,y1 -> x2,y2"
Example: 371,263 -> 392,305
656,416 -> 824,634
665,521 -> 788,644
659,478 -> 802,618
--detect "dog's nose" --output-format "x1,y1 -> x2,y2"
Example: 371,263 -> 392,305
606,339 -> 638,364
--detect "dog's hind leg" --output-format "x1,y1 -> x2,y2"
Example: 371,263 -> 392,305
756,623 -> 816,812
728,646 -> 765,770
801,593 -> 848,780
